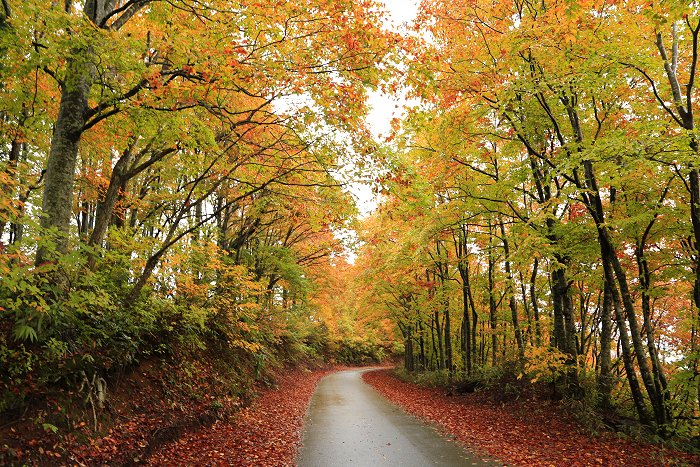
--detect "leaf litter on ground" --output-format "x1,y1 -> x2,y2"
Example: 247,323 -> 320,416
363,369 -> 700,467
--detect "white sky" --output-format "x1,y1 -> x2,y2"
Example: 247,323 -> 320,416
352,0 -> 420,216
365,0 -> 420,139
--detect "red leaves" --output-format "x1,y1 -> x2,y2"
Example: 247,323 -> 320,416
147,368 -> 329,466
363,370 -> 699,467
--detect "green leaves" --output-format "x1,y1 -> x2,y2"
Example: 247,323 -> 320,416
13,324 -> 38,342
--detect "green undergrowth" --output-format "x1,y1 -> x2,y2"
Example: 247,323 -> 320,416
0,272 -> 389,464
0,335 -> 340,465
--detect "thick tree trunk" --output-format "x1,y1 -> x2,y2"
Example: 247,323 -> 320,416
689,165 -> 700,312
688,165 -> 700,414
36,54 -> 93,265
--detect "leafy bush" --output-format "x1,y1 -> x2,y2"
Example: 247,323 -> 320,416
519,346 -> 568,384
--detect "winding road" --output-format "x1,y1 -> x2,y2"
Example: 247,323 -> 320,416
297,369 -> 500,466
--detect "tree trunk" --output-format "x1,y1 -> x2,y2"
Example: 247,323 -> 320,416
636,242 -> 671,425
687,165 -> 700,415
444,301 -> 452,373
488,237 -> 498,366
598,277 -> 613,410
582,159 -> 663,425
0,139 -> 21,240
36,53 -> 93,265
418,320 -> 426,370
603,255 -> 651,424
89,149 -> 134,249
519,271 -> 533,346
530,258 -> 541,346
405,327 -> 414,372
499,220 -> 524,359
435,308 -> 444,370
436,241 -> 453,373
460,268 -> 472,375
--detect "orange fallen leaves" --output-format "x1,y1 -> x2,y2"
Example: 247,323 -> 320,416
147,368 -> 330,466
363,370 -> 700,467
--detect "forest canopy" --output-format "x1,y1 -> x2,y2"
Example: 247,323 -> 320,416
354,0 -> 700,438
0,0 -> 397,419
1,0 -> 700,458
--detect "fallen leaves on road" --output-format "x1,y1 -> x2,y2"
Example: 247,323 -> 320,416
147,368 -> 329,466
363,369 -> 700,467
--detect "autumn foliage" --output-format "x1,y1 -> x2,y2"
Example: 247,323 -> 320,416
0,0 -> 397,462
365,369 -> 700,466
352,0 -> 700,445
3,0 -> 700,462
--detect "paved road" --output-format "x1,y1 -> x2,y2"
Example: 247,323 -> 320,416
297,369 -> 500,466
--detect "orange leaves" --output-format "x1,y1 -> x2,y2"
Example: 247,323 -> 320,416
140,69 -> 164,92
568,202 -> 587,220
147,369 -> 330,466
365,370 -> 700,467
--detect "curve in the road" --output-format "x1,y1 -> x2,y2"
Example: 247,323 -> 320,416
297,368 -> 501,467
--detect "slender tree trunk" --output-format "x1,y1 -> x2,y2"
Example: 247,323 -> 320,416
460,269 -> 472,375
530,258 -> 541,346
598,278 -> 613,410
435,308 -> 444,370
603,255 -> 651,424
468,269 -> 479,364
636,243 -> 671,424
0,139 -> 21,240
519,271 -> 533,345
444,301 -> 452,373
430,317 -> 438,371
418,320 -> 426,370
405,326 -> 414,372
582,159 -> 663,425
488,237 -> 498,366
436,241 -> 453,373
479,321 -> 488,366
89,150 -> 133,248
499,221 -> 524,359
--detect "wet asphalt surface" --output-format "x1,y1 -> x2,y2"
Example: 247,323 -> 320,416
297,368 -> 502,466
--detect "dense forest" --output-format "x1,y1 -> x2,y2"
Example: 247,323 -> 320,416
2,0 -> 700,463
355,0 -> 700,438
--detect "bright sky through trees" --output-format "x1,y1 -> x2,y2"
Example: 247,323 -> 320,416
352,0 -> 420,217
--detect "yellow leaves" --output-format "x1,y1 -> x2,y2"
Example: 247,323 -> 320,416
231,339 -> 262,353
520,346 -> 569,384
